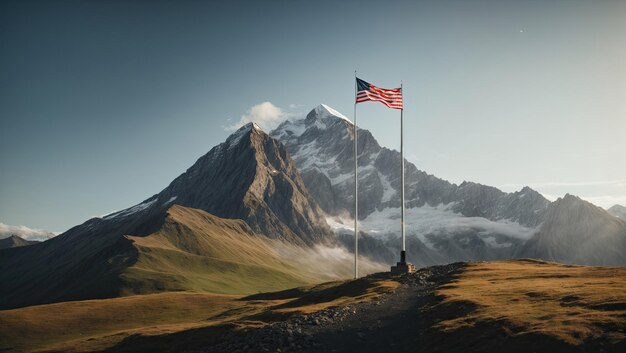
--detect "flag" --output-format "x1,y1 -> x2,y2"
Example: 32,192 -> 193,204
356,77 -> 403,110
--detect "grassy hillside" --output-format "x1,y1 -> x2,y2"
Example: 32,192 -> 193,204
118,205 -> 320,295
0,204 -> 384,309
1,260 -> 624,352
0,292 -> 240,353
0,275 -> 398,352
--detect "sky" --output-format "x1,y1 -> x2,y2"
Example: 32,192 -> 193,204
1,0 -> 624,232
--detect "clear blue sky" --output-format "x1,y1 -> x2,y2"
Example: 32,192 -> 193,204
1,0 -> 624,232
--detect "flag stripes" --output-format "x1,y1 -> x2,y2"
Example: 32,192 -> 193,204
355,77 -> 403,109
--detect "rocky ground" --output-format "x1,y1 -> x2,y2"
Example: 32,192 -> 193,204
193,263 -> 464,353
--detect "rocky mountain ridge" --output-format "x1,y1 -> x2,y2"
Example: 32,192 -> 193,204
0,124 -> 344,309
271,104 -> 626,266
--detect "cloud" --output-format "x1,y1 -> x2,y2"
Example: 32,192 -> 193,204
226,102 -> 289,131
271,241 -> 386,279
0,222 -> 58,241
329,204 -> 538,244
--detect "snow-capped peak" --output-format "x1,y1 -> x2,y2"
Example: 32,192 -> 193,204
315,104 -> 352,123
236,122 -> 262,133
227,122 -> 264,147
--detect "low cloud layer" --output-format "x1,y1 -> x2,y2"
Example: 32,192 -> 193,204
271,241 -> 386,279
328,204 -> 538,245
226,102 -> 290,132
0,222 -> 58,241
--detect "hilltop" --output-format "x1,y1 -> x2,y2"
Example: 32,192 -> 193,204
1,260 -> 624,353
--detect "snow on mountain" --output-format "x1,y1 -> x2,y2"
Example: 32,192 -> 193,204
103,198 -> 158,220
0,223 -> 57,241
270,104 -> 560,265
90,121 -> 332,246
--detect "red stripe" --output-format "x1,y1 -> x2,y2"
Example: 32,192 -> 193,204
356,91 -> 403,105
355,81 -> 403,109
362,86 -> 402,95
356,97 -> 403,106
356,91 -> 403,100
356,92 -> 403,109
357,88 -> 402,98
369,83 -> 401,91
356,96 -> 402,104
369,85 -> 401,95
356,96 -> 403,105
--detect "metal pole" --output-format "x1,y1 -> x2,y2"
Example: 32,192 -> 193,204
400,82 -> 406,263
354,71 -> 359,279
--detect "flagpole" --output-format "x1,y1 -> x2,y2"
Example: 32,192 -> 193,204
354,70 -> 359,279
400,81 -> 406,264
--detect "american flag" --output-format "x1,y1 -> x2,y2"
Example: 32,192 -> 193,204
356,77 -> 403,110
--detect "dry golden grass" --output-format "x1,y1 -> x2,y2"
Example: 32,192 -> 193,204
0,292 -> 249,352
5,259 -> 623,353
0,275 -> 398,353
436,259 -> 626,345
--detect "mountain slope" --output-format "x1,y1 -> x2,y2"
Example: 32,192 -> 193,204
92,122 -> 332,246
271,104 -> 624,266
272,105 -> 549,226
519,195 -> 626,266
608,204 -> 626,220
153,123 -> 333,245
0,205 -> 380,310
0,235 -> 39,249
118,205 -> 322,296
0,125 -> 362,309
271,105 -> 548,265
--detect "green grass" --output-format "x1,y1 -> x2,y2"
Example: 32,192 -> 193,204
0,204 -> 361,310
118,205 -> 322,296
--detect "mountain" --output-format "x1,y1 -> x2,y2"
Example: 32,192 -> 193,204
0,124 -> 370,309
0,235 -> 39,249
271,105 -> 548,265
272,105 -> 549,226
142,122 -> 333,245
0,222 -> 57,241
608,204 -> 626,220
271,104 -> 623,266
519,195 -> 626,266
90,122 -> 332,246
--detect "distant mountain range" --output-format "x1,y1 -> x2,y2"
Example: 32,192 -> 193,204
1,104 -> 624,310
0,235 -> 39,249
271,104 -> 626,266
0,222 -> 57,241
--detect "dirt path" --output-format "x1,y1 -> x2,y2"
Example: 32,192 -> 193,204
196,263 -> 463,353
301,283 -> 430,352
